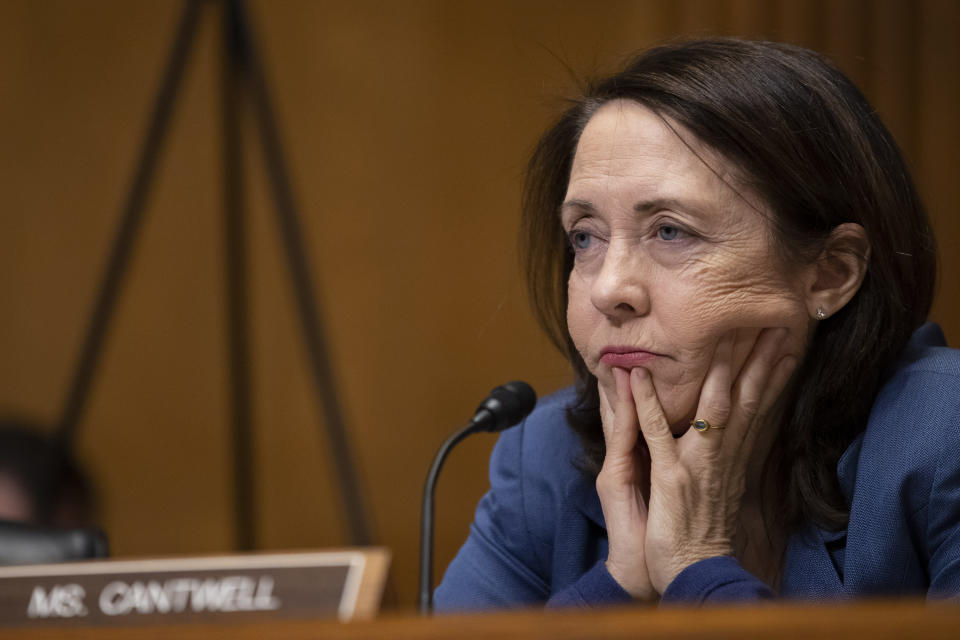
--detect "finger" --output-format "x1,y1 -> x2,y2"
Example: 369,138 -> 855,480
735,352 -> 797,465
602,367 -> 640,461
727,327 -> 793,458
687,330 -> 736,444
598,375 -> 616,431
629,367 -> 677,467
731,327 -> 761,380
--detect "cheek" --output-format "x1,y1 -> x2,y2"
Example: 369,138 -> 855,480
566,271 -> 593,348
650,261 -> 809,427
676,250 -> 809,335
655,378 -> 705,432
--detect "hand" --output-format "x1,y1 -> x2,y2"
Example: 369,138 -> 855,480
596,366 -> 656,601
632,327 -> 797,594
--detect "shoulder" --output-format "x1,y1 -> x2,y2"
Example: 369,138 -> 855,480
839,324 -> 960,592
842,323 -> 960,501
491,386 -> 583,485
518,386 -> 583,461
886,323 -> 960,381
487,386 -> 586,538
869,323 -> 960,440
467,386 -> 586,584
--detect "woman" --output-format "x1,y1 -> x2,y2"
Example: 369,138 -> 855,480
434,39 -> 959,609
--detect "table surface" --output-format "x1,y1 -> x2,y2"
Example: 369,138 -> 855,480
0,598 -> 957,640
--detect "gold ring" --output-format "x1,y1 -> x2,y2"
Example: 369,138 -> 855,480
691,418 -> 725,432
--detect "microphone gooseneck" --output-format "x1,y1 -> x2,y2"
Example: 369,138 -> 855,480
418,381 -> 536,614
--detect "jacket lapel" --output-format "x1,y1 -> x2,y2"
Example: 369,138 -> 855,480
569,472 -> 606,531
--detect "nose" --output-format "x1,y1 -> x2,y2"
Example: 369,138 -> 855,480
589,243 -> 650,320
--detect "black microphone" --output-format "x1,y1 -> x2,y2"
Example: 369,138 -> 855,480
418,381 -> 537,614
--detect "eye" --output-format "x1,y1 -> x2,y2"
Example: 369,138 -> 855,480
657,224 -> 681,241
569,230 -> 593,251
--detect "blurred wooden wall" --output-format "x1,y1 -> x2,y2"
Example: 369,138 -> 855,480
0,0 -> 956,609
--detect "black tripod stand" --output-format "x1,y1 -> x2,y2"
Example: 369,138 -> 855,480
55,0 -> 371,551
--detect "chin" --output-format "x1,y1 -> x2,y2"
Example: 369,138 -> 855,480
657,392 -> 699,436
665,413 -> 696,437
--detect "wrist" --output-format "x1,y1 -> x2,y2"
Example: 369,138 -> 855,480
605,558 -> 657,602
656,546 -> 734,594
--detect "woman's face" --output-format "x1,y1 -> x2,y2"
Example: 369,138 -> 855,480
564,100 -> 812,432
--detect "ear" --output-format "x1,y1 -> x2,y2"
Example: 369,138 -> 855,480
802,223 -> 870,320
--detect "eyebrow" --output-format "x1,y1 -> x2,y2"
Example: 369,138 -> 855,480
558,199 -> 595,217
559,197 -> 708,218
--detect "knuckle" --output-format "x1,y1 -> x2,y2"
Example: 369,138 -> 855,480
702,398 -> 731,422
738,392 -> 761,416
595,471 -> 612,495
595,466 -> 631,499
663,465 -> 690,487
595,469 -> 622,499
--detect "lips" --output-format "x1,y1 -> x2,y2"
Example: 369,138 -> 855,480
599,347 -> 660,368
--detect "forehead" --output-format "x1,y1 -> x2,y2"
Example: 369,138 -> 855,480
568,100 -> 752,210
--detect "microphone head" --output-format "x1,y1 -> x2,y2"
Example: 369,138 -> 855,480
471,381 -> 537,432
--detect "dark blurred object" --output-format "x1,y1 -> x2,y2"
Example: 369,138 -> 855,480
0,520 -> 108,566
0,420 -> 108,565
0,420 -> 97,528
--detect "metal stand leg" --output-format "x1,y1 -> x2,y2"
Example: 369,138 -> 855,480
56,0 -> 372,551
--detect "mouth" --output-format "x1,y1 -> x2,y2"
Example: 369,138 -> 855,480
599,347 -> 662,368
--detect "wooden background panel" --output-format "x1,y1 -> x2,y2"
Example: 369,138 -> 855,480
0,0 -> 236,553
918,0 -> 960,330
0,0 -> 955,610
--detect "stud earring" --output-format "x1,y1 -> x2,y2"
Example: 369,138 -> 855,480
816,307 -> 826,320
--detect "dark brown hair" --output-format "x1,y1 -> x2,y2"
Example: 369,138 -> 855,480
521,39 -> 937,531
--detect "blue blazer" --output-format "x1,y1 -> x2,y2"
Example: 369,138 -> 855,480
434,324 -> 960,610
